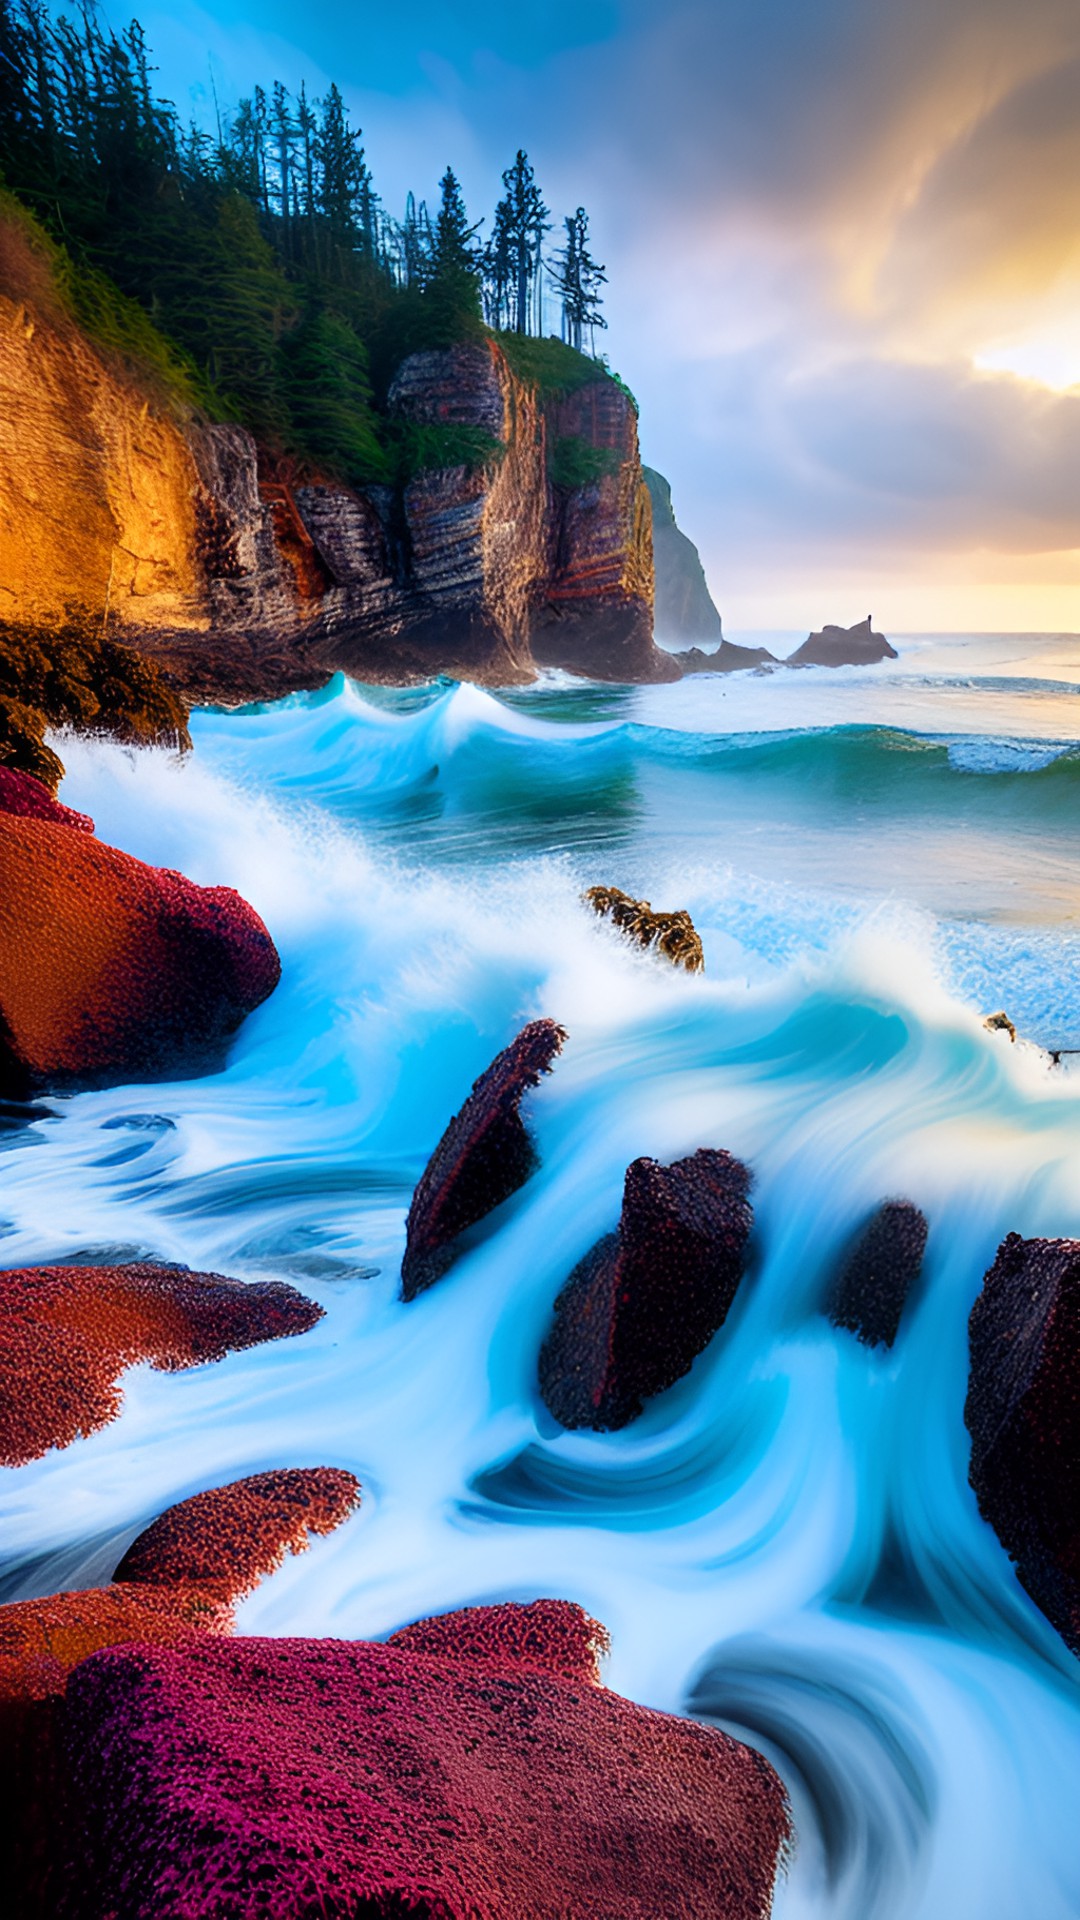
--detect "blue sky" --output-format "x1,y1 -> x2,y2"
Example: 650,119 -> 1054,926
136,0 -> 1080,630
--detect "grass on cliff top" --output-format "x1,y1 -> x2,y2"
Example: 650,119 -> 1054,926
494,332 -> 637,411
0,184 -> 220,419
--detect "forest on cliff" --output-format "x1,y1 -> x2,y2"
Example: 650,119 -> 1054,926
0,0 -> 618,487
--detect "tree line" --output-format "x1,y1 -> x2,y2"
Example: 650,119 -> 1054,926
0,0 -> 610,484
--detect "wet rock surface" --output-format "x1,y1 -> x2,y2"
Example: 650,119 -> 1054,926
0,783 -> 280,1097
401,1018 -> 566,1299
0,1262 -> 322,1467
539,1148 -> 754,1429
56,1600 -> 789,1920
828,1201 -> 928,1349
586,882 -> 704,971
966,1233 -> 1080,1655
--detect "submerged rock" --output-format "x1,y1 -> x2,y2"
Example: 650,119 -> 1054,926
787,615 -> 897,667
401,1018 -> 566,1299
57,1600 -> 789,1920
586,883 -> 704,971
0,1263 -> 322,1467
966,1234 -> 1080,1655
828,1201 -> 928,1349
539,1148 -> 753,1429
0,774 -> 280,1097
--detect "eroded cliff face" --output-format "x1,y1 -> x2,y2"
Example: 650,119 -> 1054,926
0,219 -> 672,692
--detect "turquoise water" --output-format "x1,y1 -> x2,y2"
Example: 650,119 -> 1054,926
3,632 -> 1080,1917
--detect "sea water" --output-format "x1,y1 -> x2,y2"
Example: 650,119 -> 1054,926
3,631 -> 1080,1918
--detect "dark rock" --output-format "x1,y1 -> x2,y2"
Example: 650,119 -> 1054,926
828,1201 -> 928,1348
401,1019 -> 566,1299
965,1233 -> 1080,1654
673,639 -> 779,673
983,1010 -> 1018,1042
787,615 -> 897,667
585,883 -> 704,971
643,467 -> 723,649
539,1148 -> 753,1429
55,1602 -> 789,1919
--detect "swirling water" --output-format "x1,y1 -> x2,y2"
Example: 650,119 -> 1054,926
4,632 -> 1080,1916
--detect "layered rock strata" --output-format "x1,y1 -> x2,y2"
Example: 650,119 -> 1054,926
828,1201 -> 928,1349
2,217 -> 674,691
0,769 -> 280,1095
539,1148 -> 754,1429
0,1262 -> 322,1467
56,1601 -> 789,1919
402,1018 -> 566,1299
965,1234 -> 1080,1654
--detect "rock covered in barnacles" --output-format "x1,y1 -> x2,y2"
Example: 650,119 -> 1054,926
0,1263 -> 322,1467
388,1596 -> 610,1686
966,1233 -> 1080,1656
57,1599 -> 789,1919
827,1201 -> 928,1349
539,1148 -> 753,1429
0,785 -> 280,1098
586,883 -> 704,971
0,767 -> 93,832
401,1018 -> 566,1299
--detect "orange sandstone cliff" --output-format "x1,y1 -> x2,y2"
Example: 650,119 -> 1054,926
0,212 -> 673,694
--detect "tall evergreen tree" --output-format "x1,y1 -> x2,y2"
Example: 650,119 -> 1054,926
422,166 -> 481,342
553,206 -> 607,353
487,150 -> 549,335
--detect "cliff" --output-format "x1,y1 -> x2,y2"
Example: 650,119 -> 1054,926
0,213 -> 675,695
642,466 -> 722,648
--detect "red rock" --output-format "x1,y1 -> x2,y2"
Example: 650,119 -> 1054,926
388,1595 -> 611,1685
0,767 -> 93,832
57,1601 -> 789,1919
966,1233 -> 1080,1654
0,804 -> 280,1097
0,1470 -> 361,1709
0,1263 -> 322,1467
401,1018 -> 566,1299
0,1469 -> 360,1916
539,1149 -> 754,1429
827,1201 -> 928,1349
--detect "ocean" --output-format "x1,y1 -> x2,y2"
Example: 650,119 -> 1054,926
4,630 -> 1080,1918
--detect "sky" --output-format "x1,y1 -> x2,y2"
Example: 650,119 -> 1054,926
134,0 -> 1080,633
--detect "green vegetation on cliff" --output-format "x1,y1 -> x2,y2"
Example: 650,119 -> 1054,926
0,1 -> 626,488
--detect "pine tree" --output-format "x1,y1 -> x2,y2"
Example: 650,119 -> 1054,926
487,150 -> 549,335
553,206 -> 606,353
421,166 -> 481,343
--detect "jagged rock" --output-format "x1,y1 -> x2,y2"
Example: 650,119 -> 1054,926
673,639 -> 778,673
401,1019 -> 566,1299
828,1201 -> 928,1349
643,466 -> 722,649
787,616 -> 897,667
586,883 -> 704,971
539,1149 -> 753,1429
0,1262 -> 322,1467
55,1601 -> 789,1919
0,772 -> 280,1096
965,1234 -> 1080,1655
